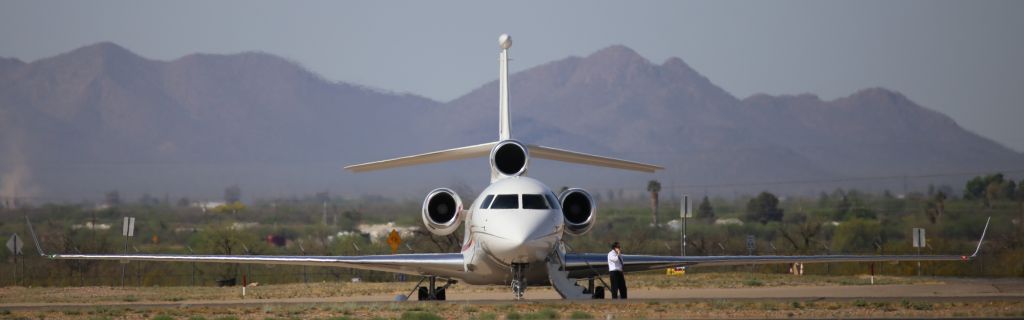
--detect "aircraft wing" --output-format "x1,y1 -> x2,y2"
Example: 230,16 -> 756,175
564,217 -> 989,278
43,252 -> 466,278
25,218 -> 465,279
564,252 -> 973,278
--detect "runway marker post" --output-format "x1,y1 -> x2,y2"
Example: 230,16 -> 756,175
913,227 -> 925,276
120,217 -> 135,288
7,233 -> 23,286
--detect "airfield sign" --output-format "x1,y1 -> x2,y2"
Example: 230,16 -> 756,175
912,228 -> 926,248
680,195 -> 692,218
387,229 -> 401,254
122,217 -> 136,237
6,233 -> 22,255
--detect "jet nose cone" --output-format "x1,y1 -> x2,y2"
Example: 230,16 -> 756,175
485,221 -> 560,263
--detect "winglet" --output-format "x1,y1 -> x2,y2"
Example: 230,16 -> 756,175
24,216 -> 47,257
969,216 -> 991,258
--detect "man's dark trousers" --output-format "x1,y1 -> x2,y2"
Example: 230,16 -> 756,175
610,270 -> 627,299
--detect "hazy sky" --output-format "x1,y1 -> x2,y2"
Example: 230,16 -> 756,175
2,1 -> 1022,151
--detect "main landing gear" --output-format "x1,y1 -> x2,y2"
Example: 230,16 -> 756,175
582,277 -> 605,299
401,276 -> 455,301
511,263 -> 527,300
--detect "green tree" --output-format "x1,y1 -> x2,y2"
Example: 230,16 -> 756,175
647,180 -> 661,226
779,212 -> 823,253
696,196 -> 715,221
964,175 -> 988,200
834,194 -> 852,220
212,202 -> 246,214
925,191 -> 946,224
745,191 -> 784,225
191,223 -> 263,281
965,173 -> 1009,207
832,219 -> 881,252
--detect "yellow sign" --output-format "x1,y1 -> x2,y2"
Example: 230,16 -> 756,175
666,266 -> 686,276
387,229 -> 401,254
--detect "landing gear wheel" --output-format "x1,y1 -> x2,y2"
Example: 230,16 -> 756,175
412,276 -> 453,301
510,263 -> 528,300
511,280 -> 524,299
418,287 -> 428,301
419,287 -> 447,300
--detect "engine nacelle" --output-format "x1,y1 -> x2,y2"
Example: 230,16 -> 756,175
559,188 -> 596,236
421,188 -> 464,236
490,140 -> 529,178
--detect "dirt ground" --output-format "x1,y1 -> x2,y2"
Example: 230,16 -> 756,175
1,273 -> 1022,319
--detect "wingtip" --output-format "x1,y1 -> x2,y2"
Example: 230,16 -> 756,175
969,216 -> 991,258
24,216 -> 47,257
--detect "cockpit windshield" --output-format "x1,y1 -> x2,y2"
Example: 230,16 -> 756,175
479,195 -> 495,209
545,192 -> 561,210
489,194 -> 519,209
522,194 -> 549,209
481,194 -> 554,210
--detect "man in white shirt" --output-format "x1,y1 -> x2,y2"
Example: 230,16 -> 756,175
607,241 -> 627,299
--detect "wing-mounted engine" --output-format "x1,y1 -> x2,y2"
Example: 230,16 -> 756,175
559,188 -> 596,236
422,188 -> 464,236
490,140 -> 529,181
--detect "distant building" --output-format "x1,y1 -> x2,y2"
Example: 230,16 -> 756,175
714,218 -> 744,226
71,221 -> 112,230
192,201 -> 226,213
357,222 -> 420,244
231,222 -> 258,230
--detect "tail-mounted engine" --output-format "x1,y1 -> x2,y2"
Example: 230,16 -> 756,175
490,140 -> 529,181
422,188 -> 464,236
559,188 -> 596,236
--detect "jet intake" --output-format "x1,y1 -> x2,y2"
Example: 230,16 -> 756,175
559,188 -> 596,236
490,140 -> 528,177
422,188 -> 464,236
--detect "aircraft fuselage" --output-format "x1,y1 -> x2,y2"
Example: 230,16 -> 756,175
458,176 -> 564,285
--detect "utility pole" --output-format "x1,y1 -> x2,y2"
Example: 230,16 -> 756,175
187,246 -> 196,286
680,195 -> 691,256
132,245 -> 141,287
298,242 -> 308,284
913,228 -> 925,276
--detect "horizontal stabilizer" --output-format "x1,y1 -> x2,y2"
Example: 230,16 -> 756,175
345,142 -> 662,173
345,142 -> 497,172
529,145 -> 662,173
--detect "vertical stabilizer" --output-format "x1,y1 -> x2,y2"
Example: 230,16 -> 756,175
498,34 -> 512,141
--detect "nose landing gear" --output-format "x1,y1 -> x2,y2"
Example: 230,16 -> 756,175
511,263 -> 527,300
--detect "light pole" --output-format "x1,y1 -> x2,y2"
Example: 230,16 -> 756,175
681,195 -> 690,256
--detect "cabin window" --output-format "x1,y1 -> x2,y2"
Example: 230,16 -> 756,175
545,192 -> 561,210
490,194 -> 519,209
522,194 -> 549,209
479,195 -> 495,209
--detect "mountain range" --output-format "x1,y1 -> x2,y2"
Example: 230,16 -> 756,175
1,43 -> 1020,202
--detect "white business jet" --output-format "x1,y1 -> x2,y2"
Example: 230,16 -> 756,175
28,34 -> 989,300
